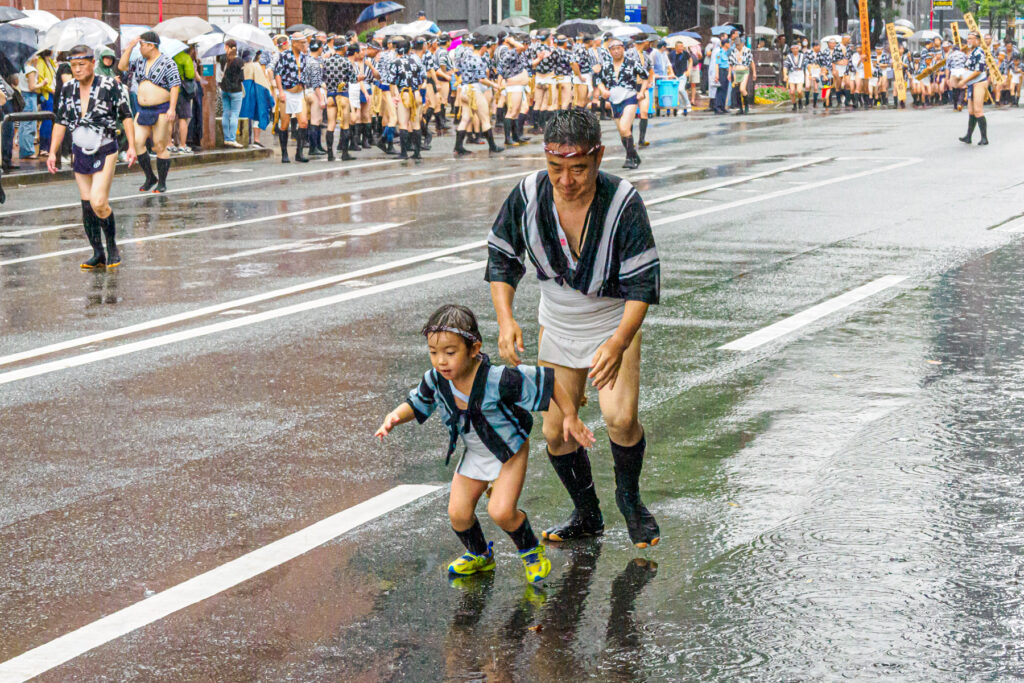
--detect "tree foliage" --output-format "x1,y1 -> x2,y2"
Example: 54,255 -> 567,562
531,0 -> 602,28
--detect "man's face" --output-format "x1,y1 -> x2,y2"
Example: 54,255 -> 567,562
545,144 -> 604,203
140,41 -> 158,59
609,42 -> 624,58
70,57 -> 95,82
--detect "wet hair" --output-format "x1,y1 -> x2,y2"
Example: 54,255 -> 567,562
68,44 -> 94,60
422,305 -> 482,347
543,108 -> 601,151
140,30 -> 160,45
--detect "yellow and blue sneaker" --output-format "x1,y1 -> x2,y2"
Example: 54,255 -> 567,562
447,541 -> 496,577
519,545 -> 552,584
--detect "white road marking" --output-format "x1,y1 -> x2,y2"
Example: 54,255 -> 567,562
0,171 -> 528,267
651,158 -> 920,226
211,221 -> 409,261
0,241 -> 486,369
719,275 -> 908,351
647,157 -> 828,206
0,160 -> 401,218
991,216 -> 1024,233
0,223 -> 80,238
0,484 -> 441,683
0,261 -> 485,385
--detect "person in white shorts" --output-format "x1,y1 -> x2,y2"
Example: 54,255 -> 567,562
487,110 -> 662,549
272,30 -> 310,162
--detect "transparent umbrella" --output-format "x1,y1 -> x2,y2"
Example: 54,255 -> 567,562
225,23 -> 274,52
500,16 -> 534,27
154,16 -> 214,41
41,17 -> 117,52
10,9 -> 59,33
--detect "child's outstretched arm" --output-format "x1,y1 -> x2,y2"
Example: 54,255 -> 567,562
376,403 -> 415,440
551,379 -> 596,448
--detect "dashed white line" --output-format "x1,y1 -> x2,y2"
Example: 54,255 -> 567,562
719,275 -> 908,351
0,484 -> 442,683
0,223 -> 80,238
211,221 -> 410,261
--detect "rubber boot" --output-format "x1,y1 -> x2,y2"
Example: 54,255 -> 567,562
99,211 -> 121,268
622,135 -> 639,169
611,433 -> 660,548
308,127 -> 325,156
339,129 -> 355,160
638,118 -> 649,146
278,129 -> 290,163
397,129 -> 409,159
325,130 -> 335,161
542,447 -> 604,542
154,157 -> 170,193
420,119 -> 432,150
516,114 -> 531,143
485,128 -> 503,153
960,114 -> 976,143
454,129 -> 471,156
977,115 -> 988,145
295,128 -> 309,162
502,117 -> 514,146
411,130 -> 422,160
137,152 -> 157,191
80,200 -> 105,269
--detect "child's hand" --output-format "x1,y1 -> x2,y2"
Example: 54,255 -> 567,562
563,414 -> 595,448
375,412 -> 402,441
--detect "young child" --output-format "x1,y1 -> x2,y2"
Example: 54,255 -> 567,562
376,304 -> 595,584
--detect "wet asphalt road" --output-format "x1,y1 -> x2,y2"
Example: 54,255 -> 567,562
3,106 -> 1024,681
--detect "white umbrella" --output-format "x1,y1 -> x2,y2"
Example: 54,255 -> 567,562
41,17 -> 117,52
154,16 -> 213,41
755,25 -> 777,37
596,18 -> 624,31
402,19 -> 439,35
225,23 -> 274,52
791,28 -> 806,37
894,19 -> 914,29
190,31 -> 225,56
129,36 -> 188,60
10,9 -> 60,33
911,29 -> 941,41
375,23 -> 411,38
610,25 -> 643,38
664,35 -> 699,48
820,34 -> 841,45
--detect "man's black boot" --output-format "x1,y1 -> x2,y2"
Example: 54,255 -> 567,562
325,130 -> 335,161
397,129 -> 409,159
960,114 -> 977,143
99,211 -> 121,268
502,117 -> 514,146
485,128 -> 503,153
339,129 -> 355,160
308,127 -> 326,156
977,115 -> 989,145
411,130 -> 422,160
295,129 -> 309,162
611,433 -> 660,548
543,447 -> 605,542
154,157 -> 170,193
278,129 -> 290,163
453,129 -> 471,156
80,200 -> 105,269
137,152 -> 157,191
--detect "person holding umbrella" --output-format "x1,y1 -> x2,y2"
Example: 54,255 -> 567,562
47,45 -> 136,269
118,31 -> 180,193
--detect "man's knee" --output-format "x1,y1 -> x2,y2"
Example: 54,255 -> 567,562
89,198 -> 110,218
604,410 -> 639,439
542,416 -> 575,452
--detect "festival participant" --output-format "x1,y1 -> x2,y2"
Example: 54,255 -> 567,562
729,38 -> 755,114
375,37 -> 400,155
596,38 -> 646,169
322,41 -> 357,161
628,37 -> 652,145
496,33 -> 531,146
486,109 -> 661,549
945,39 -> 968,111
453,35 -> 503,156
271,30 -> 309,162
831,36 -> 850,106
959,31 -> 989,145
572,34 -> 595,110
871,44 -> 890,107
392,38 -> 426,159
377,304 -> 595,584
1010,55 -> 1021,105
355,43 -> 377,149
119,31 -> 180,192
808,41 -> 828,107
48,45 -> 136,269
432,35 -> 453,135
302,39 -> 327,156
783,43 -> 808,110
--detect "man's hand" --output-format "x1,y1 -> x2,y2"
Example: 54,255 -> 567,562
125,148 -> 137,168
166,110 -> 176,122
588,337 -> 627,390
46,154 -> 58,173
563,413 -> 595,448
497,318 -> 524,366
375,411 -> 403,440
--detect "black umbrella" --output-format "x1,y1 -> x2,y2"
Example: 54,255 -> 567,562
0,23 -> 37,75
557,19 -> 601,38
0,6 -> 26,24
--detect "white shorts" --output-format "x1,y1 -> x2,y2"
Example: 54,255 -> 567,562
788,71 -> 806,85
835,65 -> 848,76
537,279 -> 625,369
856,66 -> 865,78
919,75 -> 931,85
868,77 -> 878,88
455,431 -> 503,482
535,75 -> 555,86
1013,74 -> 1022,85
283,89 -> 304,115
505,84 -> 527,93
572,74 -> 592,86
950,67 -> 970,80
689,70 -> 700,83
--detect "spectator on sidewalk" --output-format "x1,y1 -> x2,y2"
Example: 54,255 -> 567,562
220,40 -> 245,148
15,61 -> 39,164
172,46 -> 196,153
35,50 -> 57,156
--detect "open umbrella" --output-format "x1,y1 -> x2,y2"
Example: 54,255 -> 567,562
130,36 -> 187,60
0,6 -> 26,24
10,9 -> 59,33
668,30 -> 701,39
791,28 -> 806,37
710,25 -> 733,35
610,25 -> 643,38
557,19 -> 600,37
500,16 -> 534,27
226,23 -> 275,52
357,2 -> 404,24
911,29 -> 941,41
755,25 -> 778,37
664,35 -> 699,48
154,16 -> 213,41
401,19 -> 439,35
595,18 -> 624,31
191,31 -> 225,58
473,24 -> 510,38
285,23 -> 317,34
628,23 -> 657,34
121,24 -> 150,45
820,34 -> 841,45
374,23 -> 412,38
0,23 -> 36,73
894,19 -> 914,29
893,25 -> 914,37
42,18 -> 117,51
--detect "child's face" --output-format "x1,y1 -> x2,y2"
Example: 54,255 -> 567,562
427,332 -> 481,380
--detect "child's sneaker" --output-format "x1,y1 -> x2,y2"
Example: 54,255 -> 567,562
519,545 -> 551,584
448,541 -> 495,576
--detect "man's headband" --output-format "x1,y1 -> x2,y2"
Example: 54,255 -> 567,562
544,144 -> 600,158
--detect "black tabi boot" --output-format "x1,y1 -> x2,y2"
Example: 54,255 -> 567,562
99,211 -> 121,268
339,129 -> 355,160
79,200 -> 105,269
812,92 -> 819,108
325,130 -> 335,161
308,127 -> 326,156
502,117 -> 514,146
154,157 -> 170,193
397,129 -> 409,159
278,129 -> 290,163
485,128 -> 503,153
622,136 -> 639,169
411,130 -> 422,160
384,131 -> 399,155
977,115 -> 988,145
137,152 -> 158,191
516,114 -> 531,142
638,118 -> 649,146
542,447 -> 604,542
453,129 -> 471,156
960,114 -> 976,143
295,129 -> 309,162
611,433 -> 660,548
420,120 -> 432,150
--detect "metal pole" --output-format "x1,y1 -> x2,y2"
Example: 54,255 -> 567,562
243,0 -> 251,24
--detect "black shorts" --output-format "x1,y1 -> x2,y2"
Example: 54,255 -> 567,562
136,102 -> 170,126
175,93 -> 192,119
72,141 -> 118,175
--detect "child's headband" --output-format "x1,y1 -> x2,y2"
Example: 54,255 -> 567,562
423,325 -> 481,343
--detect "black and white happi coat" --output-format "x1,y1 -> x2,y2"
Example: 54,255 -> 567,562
485,170 -> 660,305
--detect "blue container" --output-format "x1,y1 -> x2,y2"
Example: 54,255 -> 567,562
657,78 -> 679,108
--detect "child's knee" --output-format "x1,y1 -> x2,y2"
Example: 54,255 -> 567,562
448,501 -> 475,529
487,500 -> 518,529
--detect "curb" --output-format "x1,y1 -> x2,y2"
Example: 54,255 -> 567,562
5,147 -> 272,187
